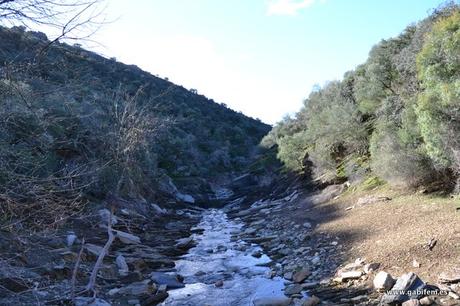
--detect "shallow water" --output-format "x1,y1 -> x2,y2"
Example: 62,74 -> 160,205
161,209 -> 286,306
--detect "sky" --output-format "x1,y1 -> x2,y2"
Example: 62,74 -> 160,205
85,0 -> 447,124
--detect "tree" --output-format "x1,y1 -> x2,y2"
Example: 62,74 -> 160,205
0,0 -> 107,43
416,10 -> 460,186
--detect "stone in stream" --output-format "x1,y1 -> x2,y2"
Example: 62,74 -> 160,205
253,297 -> 292,306
373,271 -> 395,291
150,272 -> 185,289
293,268 -> 311,283
175,237 -> 194,249
284,284 -> 303,295
283,271 -> 293,280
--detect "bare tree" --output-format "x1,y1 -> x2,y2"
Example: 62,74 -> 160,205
0,0 -> 107,43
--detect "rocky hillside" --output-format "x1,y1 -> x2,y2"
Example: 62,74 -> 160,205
0,25 -> 270,228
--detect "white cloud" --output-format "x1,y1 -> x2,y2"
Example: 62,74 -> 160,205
267,0 -> 316,16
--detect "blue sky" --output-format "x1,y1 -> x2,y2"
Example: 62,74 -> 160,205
89,0 -> 448,124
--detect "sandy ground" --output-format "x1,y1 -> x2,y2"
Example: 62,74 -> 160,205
295,186 -> 460,284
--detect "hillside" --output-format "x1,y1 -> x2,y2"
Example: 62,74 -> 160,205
0,25 -> 270,228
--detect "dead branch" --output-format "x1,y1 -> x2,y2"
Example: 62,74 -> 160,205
85,208 -> 114,294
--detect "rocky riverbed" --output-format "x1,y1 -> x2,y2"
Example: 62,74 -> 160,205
1,182 -> 460,306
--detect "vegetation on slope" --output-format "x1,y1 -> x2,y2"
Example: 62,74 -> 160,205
0,26 -> 270,228
263,3 -> 460,192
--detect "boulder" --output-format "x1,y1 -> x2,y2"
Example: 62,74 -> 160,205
381,272 -> 427,304
150,272 -> 185,289
293,269 -> 311,283
253,297 -> 292,306
114,230 -> 141,245
284,284 -> 302,295
374,271 -> 395,291
176,192 -> 195,204
175,237 -> 194,249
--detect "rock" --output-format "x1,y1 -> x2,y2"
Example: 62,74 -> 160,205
439,270 -> 460,284
402,299 -> 421,306
284,271 -> 293,280
141,291 -> 169,306
151,203 -> 167,215
176,192 -> 195,204
75,297 -> 111,306
413,259 -> 421,268
85,243 -> 104,256
301,282 -> 319,289
293,269 -> 311,283
99,208 -> 118,225
116,255 -> 129,275
115,280 -> 156,296
215,280 -> 224,287
114,230 -> 141,244
303,222 -> 312,229
302,295 -> 320,306
374,271 -> 395,291
364,263 -> 380,274
175,237 -> 194,249
285,284 -> 302,295
419,297 -> 433,305
311,256 -> 320,265
381,272 -> 426,304
150,272 -> 185,289
356,195 -> 391,206
253,297 -> 292,306
66,232 -> 77,247
0,277 -> 30,293
252,250 -> 263,258
339,270 -> 363,281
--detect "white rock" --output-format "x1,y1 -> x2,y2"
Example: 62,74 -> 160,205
66,233 -> 77,247
176,192 -> 195,204
340,270 -> 363,280
116,255 -> 129,274
373,271 -> 395,291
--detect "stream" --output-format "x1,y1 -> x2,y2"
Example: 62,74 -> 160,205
161,209 -> 287,306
